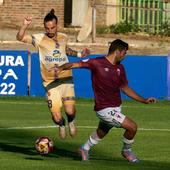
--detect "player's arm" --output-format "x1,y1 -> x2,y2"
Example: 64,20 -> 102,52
60,62 -> 81,70
121,85 -> 156,104
56,62 -> 81,75
66,46 -> 90,58
16,16 -> 33,44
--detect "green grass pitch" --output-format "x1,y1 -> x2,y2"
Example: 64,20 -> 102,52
0,97 -> 170,170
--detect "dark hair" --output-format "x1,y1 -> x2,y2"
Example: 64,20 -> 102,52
44,9 -> 58,24
108,39 -> 129,54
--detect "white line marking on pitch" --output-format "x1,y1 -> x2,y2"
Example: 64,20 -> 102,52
0,101 -> 169,109
0,125 -> 170,132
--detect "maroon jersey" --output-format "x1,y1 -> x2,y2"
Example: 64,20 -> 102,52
79,57 -> 128,111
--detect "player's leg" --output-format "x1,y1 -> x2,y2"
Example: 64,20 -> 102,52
80,107 -> 125,161
96,107 -> 138,162
46,87 -> 66,139
80,121 -> 112,161
62,84 -> 77,137
63,102 -> 77,137
121,116 -> 139,163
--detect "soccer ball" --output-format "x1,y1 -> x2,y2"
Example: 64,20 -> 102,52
35,136 -> 54,155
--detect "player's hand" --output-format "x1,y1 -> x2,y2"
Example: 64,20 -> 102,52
23,16 -> 32,26
145,97 -> 157,104
81,48 -> 90,57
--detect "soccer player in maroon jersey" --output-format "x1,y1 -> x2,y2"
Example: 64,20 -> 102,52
57,39 -> 156,163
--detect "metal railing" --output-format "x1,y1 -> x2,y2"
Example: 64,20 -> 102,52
119,0 -> 169,32
92,0 -> 170,42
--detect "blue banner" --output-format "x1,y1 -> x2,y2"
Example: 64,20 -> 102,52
0,50 -> 28,96
30,53 -> 45,96
167,53 -> 170,100
30,53 -> 168,99
70,55 -> 167,99
122,55 -> 167,100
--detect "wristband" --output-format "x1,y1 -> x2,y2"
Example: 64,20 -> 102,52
77,51 -> 82,58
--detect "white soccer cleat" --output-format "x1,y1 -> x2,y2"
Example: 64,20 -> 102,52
59,126 -> 66,139
68,121 -> 77,137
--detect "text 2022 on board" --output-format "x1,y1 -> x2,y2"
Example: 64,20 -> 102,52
0,55 -> 25,95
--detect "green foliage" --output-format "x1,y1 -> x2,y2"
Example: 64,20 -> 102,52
158,21 -> 170,36
96,25 -> 110,34
109,21 -> 140,34
96,21 -> 140,35
96,20 -> 170,36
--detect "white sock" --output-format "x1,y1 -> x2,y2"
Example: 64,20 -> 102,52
83,131 -> 101,150
122,137 -> 134,151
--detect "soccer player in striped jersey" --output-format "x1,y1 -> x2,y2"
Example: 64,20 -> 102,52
58,39 -> 156,163
16,9 -> 90,139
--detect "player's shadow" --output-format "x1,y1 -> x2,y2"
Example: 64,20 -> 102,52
0,142 -> 81,161
0,140 -> 81,160
0,142 -> 36,155
1,140 -> 170,170
51,146 -> 80,160
24,146 -> 81,161
88,149 -> 170,170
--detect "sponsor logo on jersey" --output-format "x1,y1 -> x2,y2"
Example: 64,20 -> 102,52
45,56 -> 66,62
44,50 -> 66,63
53,50 -> 61,58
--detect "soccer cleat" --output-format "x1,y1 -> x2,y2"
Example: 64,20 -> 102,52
59,125 -> 66,139
79,146 -> 89,161
68,121 -> 77,137
121,149 -> 139,163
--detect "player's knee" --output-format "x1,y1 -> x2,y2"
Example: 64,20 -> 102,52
65,106 -> 76,115
52,115 -> 65,126
51,112 -> 62,123
123,117 -> 137,134
66,109 -> 76,116
65,107 -> 76,122
129,122 -> 138,134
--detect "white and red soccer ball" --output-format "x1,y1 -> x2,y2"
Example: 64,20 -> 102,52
35,136 -> 54,155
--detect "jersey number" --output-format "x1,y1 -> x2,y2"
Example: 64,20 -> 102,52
47,100 -> 53,108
